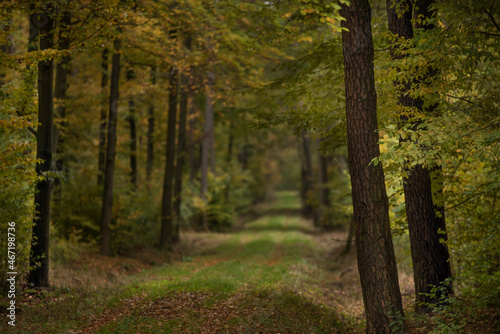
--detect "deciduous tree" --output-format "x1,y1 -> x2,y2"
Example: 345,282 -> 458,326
386,0 -> 452,313
29,6 -> 55,287
341,0 -> 404,331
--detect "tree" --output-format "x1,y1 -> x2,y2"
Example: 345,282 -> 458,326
299,130 -> 314,218
200,72 -> 216,231
146,65 -> 156,187
160,66 -> 178,249
53,3 -> 71,177
316,137 -> 330,229
98,48 -> 109,187
100,36 -> 121,256
29,6 -> 55,287
126,68 -> 138,191
340,0 -> 404,331
172,60 -> 190,243
386,0 -> 452,313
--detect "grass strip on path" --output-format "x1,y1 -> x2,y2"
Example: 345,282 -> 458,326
5,192 -> 355,333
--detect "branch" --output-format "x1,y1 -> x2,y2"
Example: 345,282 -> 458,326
445,189 -> 496,212
482,7 -> 500,32
28,126 -> 37,137
446,94 -> 487,110
478,31 -> 500,37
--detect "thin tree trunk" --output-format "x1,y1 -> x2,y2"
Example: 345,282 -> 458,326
207,74 -> 216,174
317,137 -> 330,229
127,68 -> 138,191
387,0 -> 452,314
146,65 -> 156,187
299,131 -> 314,219
98,48 -> 109,187
188,91 -> 199,183
100,38 -> 121,256
53,8 -> 71,181
29,8 -> 55,287
341,217 -> 355,255
173,74 -> 188,244
200,72 -> 215,231
341,0 -> 404,332
160,67 -> 178,249
224,119 -> 234,202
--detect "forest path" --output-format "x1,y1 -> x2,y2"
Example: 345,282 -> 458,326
9,192 -> 364,333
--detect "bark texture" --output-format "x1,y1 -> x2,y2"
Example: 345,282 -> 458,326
341,0 -> 404,332
387,0 -> 452,314
100,38 -> 121,256
29,8 -> 55,287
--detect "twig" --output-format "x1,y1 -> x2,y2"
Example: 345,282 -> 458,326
445,189 -> 495,212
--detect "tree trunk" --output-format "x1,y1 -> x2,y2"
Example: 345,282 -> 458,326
317,137 -> 330,229
224,119 -> 234,202
341,217 -> 355,255
29,8 -> 55,288
387,0 -> 452,314
98,48 -> 109,187
53,8 -> 71,181
100,38 -> 121,256
127,68 -> 138,191
160,67 -> 178,249
173,74 -> 188,244
341,0 -> 404,332
200,72 -> 216,231
299,131 -> 314,218
146,65 -> 156,187
188,91 -> 199,183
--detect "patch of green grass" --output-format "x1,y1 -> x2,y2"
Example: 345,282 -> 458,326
236,288 -> 344,333
272,190 -> 301,210
7,192 -> 350,333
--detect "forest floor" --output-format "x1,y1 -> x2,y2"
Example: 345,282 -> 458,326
2,192 -> 498,333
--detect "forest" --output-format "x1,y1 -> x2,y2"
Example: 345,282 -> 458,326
0,0 -> 499,333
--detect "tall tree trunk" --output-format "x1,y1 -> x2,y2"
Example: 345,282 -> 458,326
317,137 -> 330,229
146,65 -> 156,187
299,131 -> 314,219
188,90 -> 199,183
173,74 -> 188,244
341,0 -> 404,332
413,4 -> 451,298
53,8 -> 71,182
200,72 -> 215,231
224,119 -> 234,202
127,68 -> 138,191
100,38 -> 121,256
98,48 -> 109,187
29,8 -> 55,287
160,67 -> 178,249
387,0 -> 452,314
